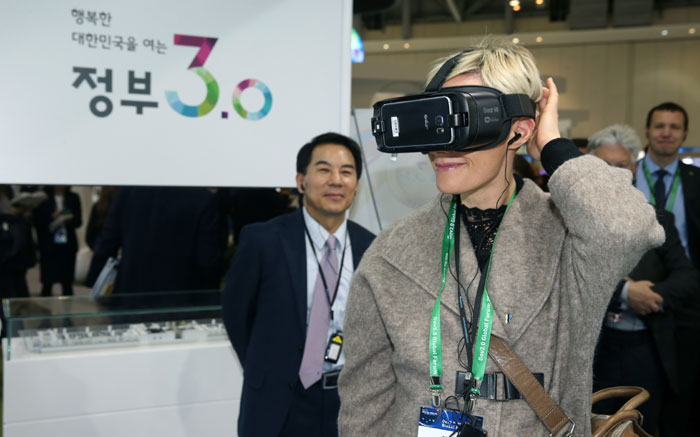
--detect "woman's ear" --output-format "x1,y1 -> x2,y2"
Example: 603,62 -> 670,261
506,117 -> 535,151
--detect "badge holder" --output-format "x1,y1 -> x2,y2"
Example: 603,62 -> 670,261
324,332 -> 343,363
54,226 -> 68,244
417,406 -> 486,437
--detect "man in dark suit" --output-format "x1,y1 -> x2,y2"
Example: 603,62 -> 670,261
222,133 -> 375,437
85,186 -> 223,293
633,103 -> 700,435
636,102 -> 699,268
593,208 -> 699,434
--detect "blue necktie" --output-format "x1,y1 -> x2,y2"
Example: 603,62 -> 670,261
654,169 -> 668,209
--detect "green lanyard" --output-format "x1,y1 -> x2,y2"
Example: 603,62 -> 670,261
471,188 -> 516,395
642,158 -> 681,211
428,189 -> 516,407
428,196 -> 458,407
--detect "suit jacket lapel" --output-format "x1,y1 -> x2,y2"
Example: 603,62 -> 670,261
348,221 -> 370,269
278,210 -> 308,334
680,162 -> 698,205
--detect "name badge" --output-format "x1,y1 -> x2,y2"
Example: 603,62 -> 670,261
417,406 -> 485,437
324,332 -> 343,363
54,226 -> 68,244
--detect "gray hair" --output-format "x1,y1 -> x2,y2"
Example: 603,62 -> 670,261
587,124 -> 642,158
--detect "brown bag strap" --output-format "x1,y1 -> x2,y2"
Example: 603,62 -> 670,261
591,410 -> 649,437
488,335 -> 575,436
591,386 -> 649,412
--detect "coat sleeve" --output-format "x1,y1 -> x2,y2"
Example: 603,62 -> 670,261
338,262 -> 397,436
546,153 -> 665,315
221,224 -> 262,364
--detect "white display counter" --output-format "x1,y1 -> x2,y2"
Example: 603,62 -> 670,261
2,292 -> 244,437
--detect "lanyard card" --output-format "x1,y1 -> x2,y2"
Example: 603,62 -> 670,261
324,332 -> 343,363
417,406 -> 485,437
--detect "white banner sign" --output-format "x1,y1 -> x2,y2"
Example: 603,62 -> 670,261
0,0 -> 352,187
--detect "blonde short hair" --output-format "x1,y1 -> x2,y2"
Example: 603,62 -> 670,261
426,38 -> 543,102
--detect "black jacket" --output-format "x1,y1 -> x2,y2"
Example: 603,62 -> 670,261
86,187 -> 223,293
221,210 -> 374,437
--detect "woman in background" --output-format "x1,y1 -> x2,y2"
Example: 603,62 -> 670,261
34,185 -> 82,296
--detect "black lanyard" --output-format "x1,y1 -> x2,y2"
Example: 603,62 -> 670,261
454,210 -> 475,369
453,188 -> 516,393
454,206 -> 491,377
303,224 -> 348,320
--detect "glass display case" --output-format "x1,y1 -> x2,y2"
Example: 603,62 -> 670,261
3,290 -> 241,437
3,290 -> 225,360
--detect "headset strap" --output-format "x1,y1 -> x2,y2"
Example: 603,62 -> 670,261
501,94 -> 537,119
424,50 -> 472,92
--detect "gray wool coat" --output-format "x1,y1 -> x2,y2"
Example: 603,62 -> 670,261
337,155 -> 664,437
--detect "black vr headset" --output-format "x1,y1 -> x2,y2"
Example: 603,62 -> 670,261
371,50 -> 537,154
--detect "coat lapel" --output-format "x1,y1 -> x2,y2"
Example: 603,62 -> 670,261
380,182 -> 566,345
380,195 -> 475,325
278,210 -> 308,334
485,180 -> 566,344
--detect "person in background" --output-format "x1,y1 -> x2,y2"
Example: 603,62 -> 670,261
86,186 -> 119,251
0,185 -> 38,336
85,186 -> 223,294
588,124 -> 700,435
222,133 -> 374,437
34,185 -> 82,296
636,102 -> 700,436
637,102 -> 699,268
0,185 -> 36,299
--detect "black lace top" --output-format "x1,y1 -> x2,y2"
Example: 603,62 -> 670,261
458,176 -> 524,271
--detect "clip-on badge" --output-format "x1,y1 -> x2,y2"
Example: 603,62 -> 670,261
324,332 -> 343,363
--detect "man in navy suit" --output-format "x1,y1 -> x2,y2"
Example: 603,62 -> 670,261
222,133 -> 375,437
634,102 -> 700,436
636,102 -> 699,268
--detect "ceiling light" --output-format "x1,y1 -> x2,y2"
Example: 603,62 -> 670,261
509,0 -> 520,7
513,4 -> 521,11
689,28 -> 696,35
661,29 -> 669,36
383,43 -> 390,50
403,42 -> 410,49
535,0 -> 544,5
536,36 -> 543,43
512,37 -> 520,44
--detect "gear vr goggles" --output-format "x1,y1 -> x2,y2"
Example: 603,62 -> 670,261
371,51 -> 537,154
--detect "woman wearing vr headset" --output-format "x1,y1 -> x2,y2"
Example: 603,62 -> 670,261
338,39 -> 663,436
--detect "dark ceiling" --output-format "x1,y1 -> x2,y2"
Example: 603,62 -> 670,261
354,0 -> 700,31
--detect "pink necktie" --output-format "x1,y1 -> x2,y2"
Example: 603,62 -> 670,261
299,235 -> 338,388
